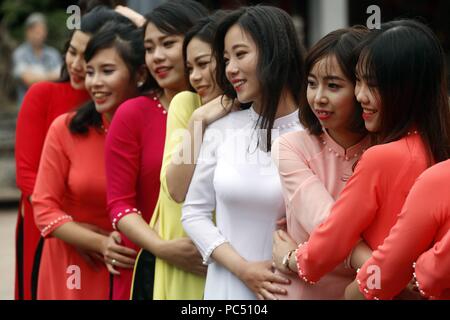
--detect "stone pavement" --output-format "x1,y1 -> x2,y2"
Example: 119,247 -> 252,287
0,206 -> 17,300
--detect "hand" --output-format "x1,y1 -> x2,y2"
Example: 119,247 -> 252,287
239,260 -> 290,300
115,5 -> 146,27
394,278 -> 424,300
102,231 -> 137,275
75,247 -> 104,271
76,222 -> 110,236
275,217 -> 287,231
194,95 -> 240,126
160,237 -> 207,276
272,230 -> 297,274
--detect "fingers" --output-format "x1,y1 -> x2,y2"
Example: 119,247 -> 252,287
109,243 -> 138,257
105,256 -> 135,269
259,287 -> 276,300
111,231 -> 122,244
266,272 -> 291,285
106,263 -> 120,275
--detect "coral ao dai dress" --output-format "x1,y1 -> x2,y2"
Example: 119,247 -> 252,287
33,113 -> 111,299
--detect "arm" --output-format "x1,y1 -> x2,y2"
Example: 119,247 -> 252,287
166,94 -> 234,203
105,101 -> 205,276
356,169 -> 441,300
15,83 -> 51,196
414,229 -> 450,298
271,136 -> 372,271
294,148 -> 383,283
182,125 -> 289,299
115,5 -> 146,27
32,116 -> 135,270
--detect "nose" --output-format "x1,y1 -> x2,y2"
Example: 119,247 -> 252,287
314,86 -> 328,105
225,59 -> 238,80
152,46 -> 166,63
190,67 -> 202,84
355,82 -> 369,105
91,71 -> 104,88
72,55 -> 85,72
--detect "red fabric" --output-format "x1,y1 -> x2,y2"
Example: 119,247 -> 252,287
357,159 -> 450,300
105,95 -> 167,299
33,113 -> 112,299
295,134 -> 429,284
14,81 -> 89,300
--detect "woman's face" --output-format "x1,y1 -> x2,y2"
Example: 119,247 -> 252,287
186,37 -> 221,104
66,30 -> 91,90
224,24 -> 260,104
355,63 -> 382,132
307,55 -> 357,133
85,47 -> 138,116
144,22 -> 187,92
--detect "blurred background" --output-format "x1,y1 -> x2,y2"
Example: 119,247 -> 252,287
0,0 -> 449,300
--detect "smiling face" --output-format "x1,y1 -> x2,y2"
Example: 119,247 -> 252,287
307,55 -> 357,134
186,37 -> 221,104
144,22 -> 187,93
66,30 -> 91,90
85,47 -> 138,117
355,58 -> 382,133
224,24 -> 260,104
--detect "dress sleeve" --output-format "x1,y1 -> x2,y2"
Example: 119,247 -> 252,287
181,123 -> 226,265
356,164 -> 443,300
32,115 -> 73,238
295,147 -> 383,283
414,230 -> 450,298
15,82 -> 51,195
105,102 -> 143,229
272,135 -> 334,234
160,91 -> 201,201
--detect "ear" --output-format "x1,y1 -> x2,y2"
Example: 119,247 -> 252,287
136,64 -> 148,87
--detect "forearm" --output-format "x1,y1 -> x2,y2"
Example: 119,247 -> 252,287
116,214 -> 164,257
166,113 -> 205,203
51,221 -> 106,253
211,242 -> 248,279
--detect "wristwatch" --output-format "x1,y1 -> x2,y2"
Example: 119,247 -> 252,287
282,249 -> 295,272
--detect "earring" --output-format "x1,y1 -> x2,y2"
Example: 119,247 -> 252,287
137,81 -> 144,87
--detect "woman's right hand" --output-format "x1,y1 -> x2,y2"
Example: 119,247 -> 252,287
239,260 -> 290,300
159,237 -> 207,276
194,95 -> 239,126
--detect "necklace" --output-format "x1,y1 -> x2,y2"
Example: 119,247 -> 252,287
248,108 -> 299,129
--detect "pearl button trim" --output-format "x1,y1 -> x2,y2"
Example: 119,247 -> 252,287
41,215 -> 73,236
112,208 -> 142,230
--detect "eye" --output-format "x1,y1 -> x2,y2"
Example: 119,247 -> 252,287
145,46 -> 154,54
224,57 -> 230,66
68,49 -> 76,56
198,61 -> 210,69
307,79 -> 316,87
103,69 -> 114,75
328,83 -> 341,89
236,51 -> 247,59
85,69 -> 94,77
163,40 -> 175,48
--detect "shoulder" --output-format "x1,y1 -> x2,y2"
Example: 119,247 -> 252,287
169,91 -> 202,116
13,43 -> 28,57
48,112 -> 74,135
274,130 -> 321,156
206,108 -> 250,132
415,159 -> 450,187
27,81 -> 57,95
114,95 -> 156,121
43,45 -> 61,57
360,137 -> 419,167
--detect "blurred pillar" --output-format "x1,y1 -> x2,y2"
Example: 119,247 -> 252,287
308,0 -> 348,45
127,0 -> 165,14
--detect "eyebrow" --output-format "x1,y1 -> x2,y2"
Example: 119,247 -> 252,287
308,74 -> 345,81
87,63 -> 116,68
194,54 -> 211,63
144,34 -> 172,44
231,43 -> 249,50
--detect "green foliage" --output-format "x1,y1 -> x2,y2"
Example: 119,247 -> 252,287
0,0 -> 73,51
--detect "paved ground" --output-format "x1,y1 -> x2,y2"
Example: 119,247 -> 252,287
0,206 -> 17,300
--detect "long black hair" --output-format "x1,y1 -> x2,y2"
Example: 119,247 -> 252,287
69,20 -> 147,134
356,19 -> 450,163
300,26 -> 369,136
59,6 -> 131,82
213,6 -> 305,151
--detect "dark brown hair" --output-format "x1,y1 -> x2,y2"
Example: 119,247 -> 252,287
300,25 -> 369,136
